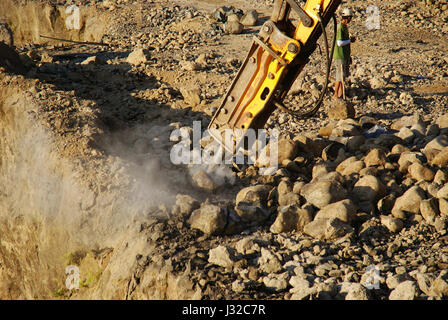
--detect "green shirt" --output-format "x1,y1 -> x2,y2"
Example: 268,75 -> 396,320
333,22 -> 350,60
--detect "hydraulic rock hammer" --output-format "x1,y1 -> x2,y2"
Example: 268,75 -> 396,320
208,0 -> 342,154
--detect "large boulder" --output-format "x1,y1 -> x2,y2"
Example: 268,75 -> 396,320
240,10 -> 258,26
303,217 -> 354,240
270,205 -> 313,234
188,205 -> 227,235
235,185 -> 271,224
423,135 -> 448,162
352,175 -> 386,202
208,246 -> 238,269
313,199 -> 357,224
0,21 -> 13,47
389,281 -> 418,300
224,21 -> 244,34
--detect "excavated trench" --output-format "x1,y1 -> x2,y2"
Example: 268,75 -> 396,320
0,81 -> 202,299
0,85 -> 83,298
0,2 -> 204,299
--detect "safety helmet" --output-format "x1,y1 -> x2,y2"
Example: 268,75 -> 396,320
341,8 -> 354,17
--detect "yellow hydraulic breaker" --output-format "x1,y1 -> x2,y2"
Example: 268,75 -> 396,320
208,0 -> 342,154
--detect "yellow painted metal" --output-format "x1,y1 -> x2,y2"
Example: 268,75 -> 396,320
295,0 -> 330,42
236,38 -> 300,132
235,0 -> 337,132
208,0 -> 341,153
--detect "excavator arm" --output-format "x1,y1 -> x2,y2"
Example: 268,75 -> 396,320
208,0 -> 342,154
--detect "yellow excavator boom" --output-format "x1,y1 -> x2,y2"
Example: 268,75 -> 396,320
208,0 -> 342,154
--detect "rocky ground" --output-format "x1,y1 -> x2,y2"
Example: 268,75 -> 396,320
1,0 -> 448,300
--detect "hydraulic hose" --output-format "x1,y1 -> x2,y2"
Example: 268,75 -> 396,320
278,14 -> 337,118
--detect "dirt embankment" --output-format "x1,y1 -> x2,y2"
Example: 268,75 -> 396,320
0,74 -> 198,299
0,0 -> 107,45
0,83 -> 82,298
1,0 -> 448,301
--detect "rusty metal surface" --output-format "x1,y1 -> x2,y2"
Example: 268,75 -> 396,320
208,0 -> 343,154
0,42 -> 27,75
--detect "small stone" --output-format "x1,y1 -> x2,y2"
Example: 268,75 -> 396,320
173,194 -> 200,217
289,277 -> 312,300
408,162 -> 434,182
235,238 -> 259,255
352,175 -> 386,202
434,170 -> 448,185
436,114 -> 448,129
180,87 -> 201,106
364,148 -> 387,167
391,186 -> 426,218
263,273 -> 289,292
341,160 -> 365,176
259,248 -> 282,274
324,218 -> 354,240
224,21 -> 244,34
434,216 -> 448,232
270,205 -> 299,234
423,135 -> 448,162
235,185 -> 271,223
241,10 -> 258,26
192,169 -> 215,191
180,60 -> 201,71
386,273 -> 411,289
391,113 -> 423,131
296,205 -> 314,231
389,281 -> 418,300
339,282 -> 369,300
431,147 -> 448,167
278,180 -> 293,196
195,53 -> 207,66
381,215 -> 404,233
278,192 -> 301,207
277,138 -> 300,164
231,279 -> 246,293
127,48 -> 150,65
437,183 -> 448,199
304,217 -> 353,240
81,55 -> 106,65
294,135 -> 329,157
327,100 -> 355,120
431,276 -> 448,297
293,181 -> 306,194
314,199 -> 357,223
416,273 -> 433,296
208,245 -> 237,269
319,125 -> 333,137
226,13 -> 240,23
188,205 -> 227,235
420,198 -> 439,224
439,198 -> 448,216
397,127 -> 415,144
